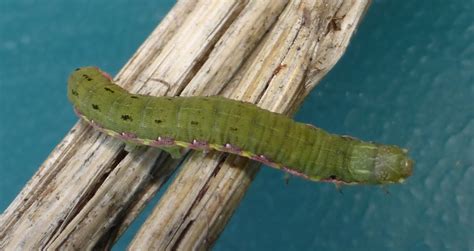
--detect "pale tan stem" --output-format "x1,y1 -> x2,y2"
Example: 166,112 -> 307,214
0,0 -> 370,250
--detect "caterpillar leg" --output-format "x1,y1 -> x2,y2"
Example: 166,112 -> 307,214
200,149 -> 210,157
335,183 -> 344,194
284,173 -> 291,185
160,146 -> 185,159
381,186 -> 391,195
124,142 -> 142,152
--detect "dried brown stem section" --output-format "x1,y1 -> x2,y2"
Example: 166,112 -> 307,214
0,0 -> 371,250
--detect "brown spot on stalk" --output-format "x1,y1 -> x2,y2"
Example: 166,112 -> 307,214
273,64 -> 287,75
154,119 -> 162,124
190,121 -> 199,125
104,87 -> 114,93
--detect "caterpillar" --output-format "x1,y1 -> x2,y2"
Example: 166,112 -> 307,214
68,67 -> 413,185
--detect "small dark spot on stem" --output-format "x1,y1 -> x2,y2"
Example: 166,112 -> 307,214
154,119 -> 162,124
71,89 -> 79,96
130,96 -> 139,99
121,114 -> 133,121
91,104 -> 100,110
104,87 -> 114,93
190,121 -> 199,125
230,127 -> 238,131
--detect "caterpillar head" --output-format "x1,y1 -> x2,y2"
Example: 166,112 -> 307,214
67,66 -> 122,111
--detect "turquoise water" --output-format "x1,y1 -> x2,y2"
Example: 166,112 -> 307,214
1,1 -> 472,250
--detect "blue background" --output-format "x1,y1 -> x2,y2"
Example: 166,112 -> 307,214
1,1 -> 472,250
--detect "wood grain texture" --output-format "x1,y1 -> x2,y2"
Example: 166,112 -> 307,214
0,0 -> 400,250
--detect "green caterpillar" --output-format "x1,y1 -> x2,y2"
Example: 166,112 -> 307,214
68,67 -> 413,185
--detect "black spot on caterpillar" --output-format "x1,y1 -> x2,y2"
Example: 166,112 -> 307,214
91,104 -> 100,110
82,74 -> 93,81
68,67 -> 413,185
121,114 -> 133,121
